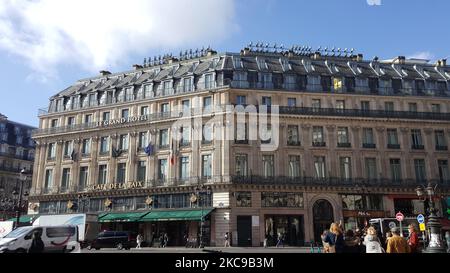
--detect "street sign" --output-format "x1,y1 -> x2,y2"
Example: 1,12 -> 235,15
417,214 -> 425,224
419,223 -> 426,231
388,221 -> 397,229
396,212 -> 404,222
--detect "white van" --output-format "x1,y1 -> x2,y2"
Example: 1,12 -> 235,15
0,225 -> 79,253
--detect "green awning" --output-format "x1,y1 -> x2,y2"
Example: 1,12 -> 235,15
140,209 -> 214,222
8,215 -> 39,223
99,211 -> 150,223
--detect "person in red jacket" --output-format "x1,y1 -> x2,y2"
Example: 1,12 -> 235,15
407,224 -> 420,253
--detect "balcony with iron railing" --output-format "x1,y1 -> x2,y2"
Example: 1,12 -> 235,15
387,143 -> 401,149
337,142 -> 352,148
436,145 -> 448,151
362,143 -> 376,149
411,144 -> 425,150
287,140 -> 301,146
312,141 -> 326,147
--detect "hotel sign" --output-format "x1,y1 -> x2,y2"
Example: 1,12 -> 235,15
96,115 -> 149,127
89,181 -> 144,191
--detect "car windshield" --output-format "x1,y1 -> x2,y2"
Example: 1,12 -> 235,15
3,226 -> 34,239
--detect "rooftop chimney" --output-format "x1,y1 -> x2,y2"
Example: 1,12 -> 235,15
436,59 -> 447,67
207,49 -> 217,57
356,54 -> 364,62
313,51 -> 321,60
241,47 -> 251,56
395,56 -> 406,64
100,70 -> 111,76
133,64 -> 143,70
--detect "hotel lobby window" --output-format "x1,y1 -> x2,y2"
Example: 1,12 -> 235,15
236,192 -> 252,207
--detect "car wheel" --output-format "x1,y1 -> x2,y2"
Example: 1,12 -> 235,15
117,243 -> 123,250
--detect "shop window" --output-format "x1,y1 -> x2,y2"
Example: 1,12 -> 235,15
236,192 -> 252,207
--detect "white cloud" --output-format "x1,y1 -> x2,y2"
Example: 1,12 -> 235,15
0,0 -> 237,80
366,0 -> 382,6
408,51 -> 435,61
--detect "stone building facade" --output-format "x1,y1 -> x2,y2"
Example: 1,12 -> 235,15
29,45 -> 450,246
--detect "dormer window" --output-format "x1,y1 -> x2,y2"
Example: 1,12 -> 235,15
233,57 -> 242,69
257,58 -> 267,70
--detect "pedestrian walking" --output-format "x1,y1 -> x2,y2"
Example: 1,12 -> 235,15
224,232 -> 230,247
158,233 -> 164,248
263,235 -> 268,248
28,231 -> 44,253
363,226 -> 384,253
136,234 -> 143,249
324,222 -> 344,253
407,224 -> 420,253
387,227 -> 410,253
445,231 -> 450,253
276,233 -> 284,248
163,233 -> 169,248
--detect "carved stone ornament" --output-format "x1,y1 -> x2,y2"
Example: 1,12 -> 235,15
145,196 -> 153,206
300,123 -> 311,130
104,198 -> 113,208
67,200 -> 75,209
190,193 -> 198,203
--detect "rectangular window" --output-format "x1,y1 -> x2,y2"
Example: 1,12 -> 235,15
182,100 -> 190,113
287,98 -> 297,107
202,154 -> 212,178
431,104 -> 441,113
314,156 -> 326,178
183,78 -> 192,92
337,127 -> 349,146
233,57 -> 242,68
144,84 -> 152,98
312,126 -> 324,145
84,114 -> 92,124
159,129 -> 169,147
287,125 -> 300,145
411,129 -> 423,149
61,168 -> 70,190
158,159 -> 168,181
261,124 -> 272,144
137,161 -> 146,182
262,96 -> 272,106
100,137 -> 109,154
102,112 -> 110,121
385,102 -> 394,112
236,192 -> 252,207
179,157 -> 189,180
47,143 -> 56,159
202,124 -> 213,143
288,155 -> 301,178
361,101 -> 370,111
140,106 -> 149,116
136,132 -> 147,149
67,117 -> 75,126
235,122 -> 247,142
163,81 -> 172,95
79,167 -> 88,190
387,129 -> 399,146
205,74 -> 214,89
365,158 -> 377,180
390,159 -> 402,181
121,109 -> 129,119
336,100 -> 345,110
119,134 -> 128,151
161,103 -> 170,113
345,77 -> 355,92
235,154 -> 248,176
333,78 -> 343,92
63,141 -> 73,157
414,159 -> 426,182
236,95 -> 247,105
312,99 -> 321,109
408,103 -> 417,112
117,163 -> 126,183
262,155 -> 274,177
438,160 -> 449,183
435,130 -> 447,149
98,165 -> 107,185
203,96 -> 212,113
363,128 -> 374,145
340,157 -> 352,179
51,119 -> 58,128
261,192 -> 304,208
81,139 -> 91,153
45,169 -> 53,189
180,126 -> 191,146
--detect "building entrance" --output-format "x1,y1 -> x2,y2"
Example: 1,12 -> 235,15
264,215 -> 305,246
313,199 -> 334,243
237,216 -> 252,247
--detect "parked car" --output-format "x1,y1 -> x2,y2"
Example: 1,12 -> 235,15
87,231 -> 137,250
0,225 -> 79,253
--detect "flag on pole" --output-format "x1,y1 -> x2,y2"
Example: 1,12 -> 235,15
144,143 -> 154,156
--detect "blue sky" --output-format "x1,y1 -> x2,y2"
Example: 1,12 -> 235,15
0,0 -> 449,127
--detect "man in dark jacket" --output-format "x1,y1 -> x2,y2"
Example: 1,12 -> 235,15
28,231 -> 44,253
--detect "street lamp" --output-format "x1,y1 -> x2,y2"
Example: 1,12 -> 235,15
15,169 -> 28,229
194,185 -> 212,248
415,182 -> 446,253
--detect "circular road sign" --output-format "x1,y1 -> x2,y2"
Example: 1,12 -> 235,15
417,214 -> 425,224
396,212 -> 404,222
388,221 -> 397,229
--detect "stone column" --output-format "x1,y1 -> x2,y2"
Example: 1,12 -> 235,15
31,143 -> 43,194
375,127 -> 386,178
147,129 -> 157,186
351,126 -> 361,178
71,138 -> 82,192
277,123 -> 286,176
424,128 -> 436,179
326,125 -> 337,177
400,127 -> 412,179
108,134 -> 118,184
301,124 -> 311,177
53,139 -> 64,193
89,136 -> 99,187
128,132 -> 137,182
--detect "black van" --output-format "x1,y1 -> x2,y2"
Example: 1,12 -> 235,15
87,231 -> 137,250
